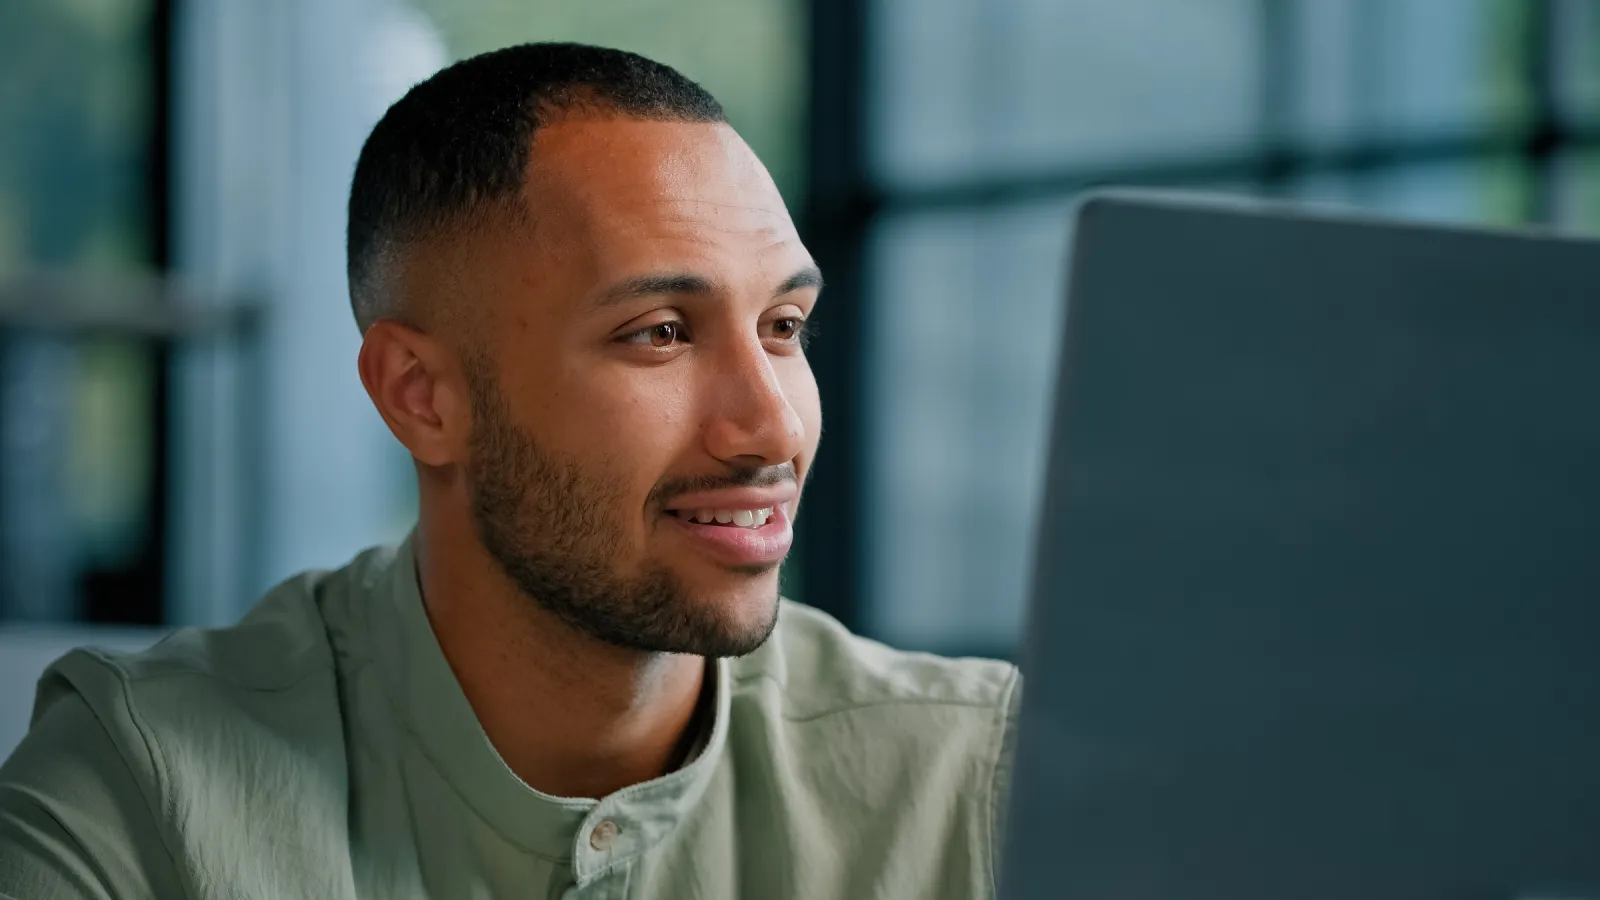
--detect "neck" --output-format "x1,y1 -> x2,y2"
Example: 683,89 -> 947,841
414,513 -> 709,800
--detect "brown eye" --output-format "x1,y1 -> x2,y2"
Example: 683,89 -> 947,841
769,317 -> 811,347
617,318 -> 690,351
649,322 -> 681,347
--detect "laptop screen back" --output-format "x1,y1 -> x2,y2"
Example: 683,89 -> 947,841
1003,193 -> 1600,900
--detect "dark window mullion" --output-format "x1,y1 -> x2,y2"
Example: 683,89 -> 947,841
1528,0 -> 1562,223
82,0 -> 174,626
798,0 -> 872,630
1258,0 -> 1299,196
1348,0 -> 1382,207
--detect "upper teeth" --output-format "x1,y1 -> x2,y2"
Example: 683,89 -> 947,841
681,507 -> 773,527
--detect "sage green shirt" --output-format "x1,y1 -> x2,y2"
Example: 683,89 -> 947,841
0,539 -> 1020,899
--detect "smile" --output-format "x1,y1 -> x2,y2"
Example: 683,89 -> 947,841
662,503 -> 794,568
668,508 -> 775,528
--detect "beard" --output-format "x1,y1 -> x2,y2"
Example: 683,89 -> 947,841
463,359 -> 782,657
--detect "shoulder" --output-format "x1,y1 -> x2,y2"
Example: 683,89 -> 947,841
726,598 -> 1021,797
1,545 -> 397,897
72,543 -> 398,695
0,547 -> 400,895
21,546 -> 391,771
34,546 -> 400,784
1,684 -> 178,899
731,599 -> 1019,722
722,601 -> 1021,898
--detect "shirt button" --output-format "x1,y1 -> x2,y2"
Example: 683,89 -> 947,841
589,819 -> 620,851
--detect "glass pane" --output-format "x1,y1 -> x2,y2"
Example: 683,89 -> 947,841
0,0 -> 154,274
0,336 -> 77,621
1556,0 -> 1600,126
70,340 -> 155,573
1288,0 -> 1362,145
1286,170 -> 1362,208
0,334 -> 153,624
865,200 -> 1073,652
1360,157 -> 1536,225
0,0 -> 159,625
1292,0 -> 1533,147
871,0 -> 1263,188
1288,157 -> 1538,227
1367,0 -> 1532,138
411,0 -> 806,203
1557,149 -> 1600,233
865,183 -> 1259,653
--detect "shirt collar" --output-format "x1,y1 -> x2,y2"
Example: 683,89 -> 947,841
367,534 -> 730,872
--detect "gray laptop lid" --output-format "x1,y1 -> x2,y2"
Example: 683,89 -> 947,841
1003,191 -> 1600,900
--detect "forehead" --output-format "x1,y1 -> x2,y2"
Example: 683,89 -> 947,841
519,117 -> 801,274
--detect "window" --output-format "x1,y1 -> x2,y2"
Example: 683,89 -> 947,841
412,0 -> 807,205
0,0 -> 166,625
802,0 -> 1600,656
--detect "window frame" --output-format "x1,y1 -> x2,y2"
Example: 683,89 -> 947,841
799,0 -> 1600,650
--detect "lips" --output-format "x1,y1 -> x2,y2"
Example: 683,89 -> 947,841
662,502 -> 794,568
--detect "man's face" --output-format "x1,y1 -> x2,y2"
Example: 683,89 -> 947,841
457,117 -> 821,656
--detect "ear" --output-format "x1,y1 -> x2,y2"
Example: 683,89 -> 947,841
358,321 -> 471,467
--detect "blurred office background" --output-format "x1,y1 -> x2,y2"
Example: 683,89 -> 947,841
2,0 -> 1599,749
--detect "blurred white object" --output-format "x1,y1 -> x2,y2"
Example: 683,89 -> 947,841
0,626 -> 164,761
171,0 -> 445,627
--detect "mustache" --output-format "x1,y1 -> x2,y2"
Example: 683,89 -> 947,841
648,462 -> 798,507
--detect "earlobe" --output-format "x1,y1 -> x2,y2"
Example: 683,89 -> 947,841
358,322 -> 467,467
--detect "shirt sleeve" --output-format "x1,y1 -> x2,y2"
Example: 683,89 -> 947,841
988,666 -> 1024,894
0,671 -> 181,900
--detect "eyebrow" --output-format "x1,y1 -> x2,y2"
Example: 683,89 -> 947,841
775,265 -> 825,297
593,273 -> 715,308
591,265 -> 825,309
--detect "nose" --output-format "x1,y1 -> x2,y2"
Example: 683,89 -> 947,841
702,336 -> 805,468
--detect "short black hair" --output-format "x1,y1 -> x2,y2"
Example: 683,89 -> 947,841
346,42 -> 727,332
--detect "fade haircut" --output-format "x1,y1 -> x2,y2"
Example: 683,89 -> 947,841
345,42 -> 727,332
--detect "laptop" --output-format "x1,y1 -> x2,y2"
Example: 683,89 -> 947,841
1001,190 -> 1600,900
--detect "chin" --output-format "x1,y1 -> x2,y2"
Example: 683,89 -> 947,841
689,566 -> 783,638
711,567 -> 781,611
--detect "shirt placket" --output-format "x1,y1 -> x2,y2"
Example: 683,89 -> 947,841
562,806 -> 642,899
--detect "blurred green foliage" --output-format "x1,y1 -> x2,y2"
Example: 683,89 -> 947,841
0,0 -> 153,275
412,0 -> 807,209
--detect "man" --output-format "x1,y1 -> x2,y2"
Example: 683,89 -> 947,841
0,43 -> 1019,899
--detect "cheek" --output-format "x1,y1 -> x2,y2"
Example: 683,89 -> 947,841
553,367 -> 697,491
545,361 -> 694,442
785,361 -> 823,461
